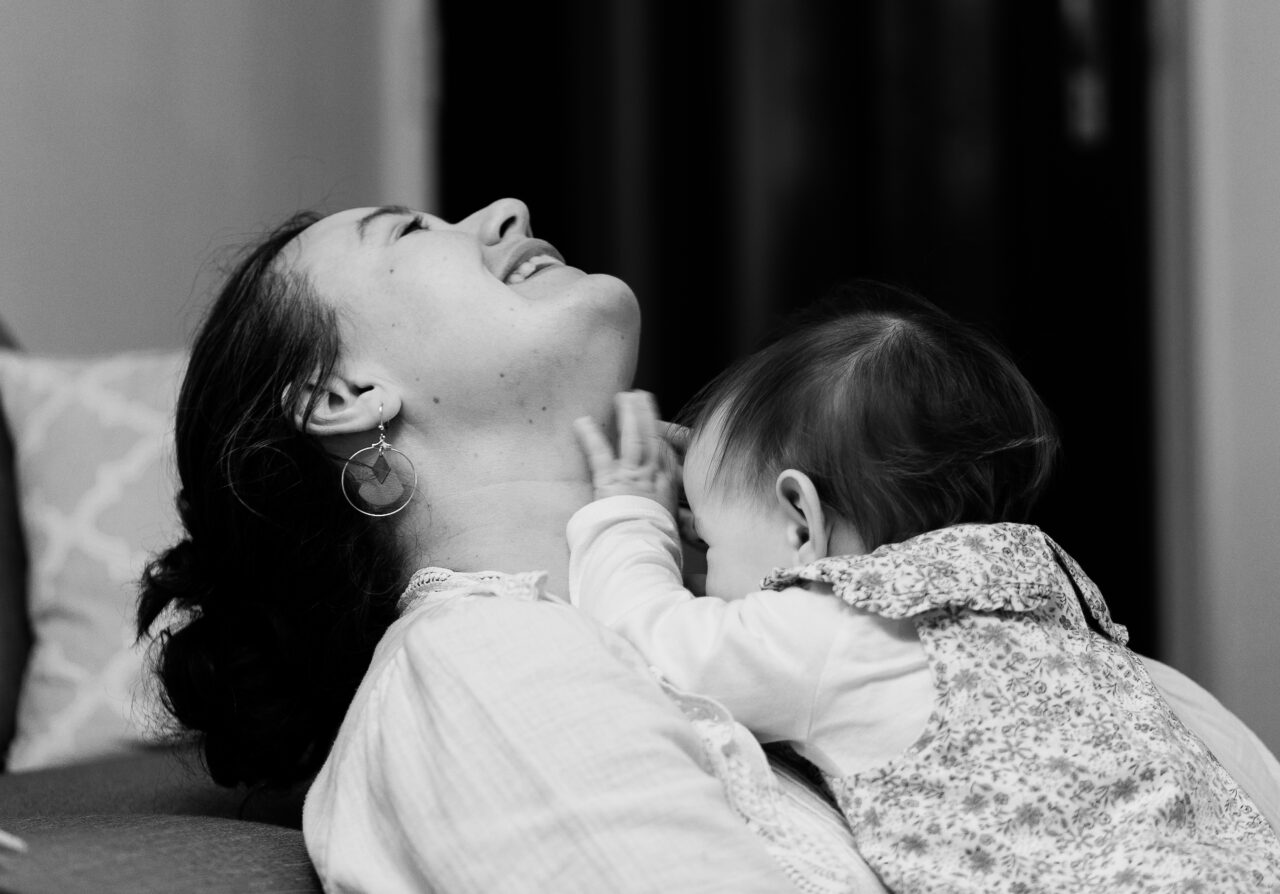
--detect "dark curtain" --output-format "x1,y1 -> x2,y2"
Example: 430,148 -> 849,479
438,0 -> 1155,654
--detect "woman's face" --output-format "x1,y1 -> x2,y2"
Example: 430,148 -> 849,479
284,198 -> 640,429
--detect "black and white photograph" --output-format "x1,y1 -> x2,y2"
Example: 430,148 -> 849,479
0,2 -> 1277,891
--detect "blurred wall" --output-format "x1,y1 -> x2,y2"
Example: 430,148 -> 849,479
0,0 -> 433,355
1156,0 -> 1280,752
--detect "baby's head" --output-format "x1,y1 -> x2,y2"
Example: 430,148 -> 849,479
678,280 -> 1059,601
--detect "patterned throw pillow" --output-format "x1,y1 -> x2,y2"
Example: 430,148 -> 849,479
0,349 -> 185,771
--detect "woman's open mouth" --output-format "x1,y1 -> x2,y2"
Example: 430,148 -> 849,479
500,239 -> 567,285
505,254 -> 563,284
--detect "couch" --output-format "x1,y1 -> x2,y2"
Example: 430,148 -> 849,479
0,317 -> 321,893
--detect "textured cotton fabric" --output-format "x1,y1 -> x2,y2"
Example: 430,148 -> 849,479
767,524 -> 1280,892
1142,655 -> 1280,834
303,568 -> 881,894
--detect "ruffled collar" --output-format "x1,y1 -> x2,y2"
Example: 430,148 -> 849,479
761,522 -> 1128,643
396,566 -> 551,615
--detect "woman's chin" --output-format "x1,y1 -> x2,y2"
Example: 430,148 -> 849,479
563,270 -> 639,322
568,272 -> 642,365
513,268 -> 639,337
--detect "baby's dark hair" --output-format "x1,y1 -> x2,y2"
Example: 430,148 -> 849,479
679,280 -> 1059,550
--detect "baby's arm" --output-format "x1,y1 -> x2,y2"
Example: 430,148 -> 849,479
570,393 -> 842,743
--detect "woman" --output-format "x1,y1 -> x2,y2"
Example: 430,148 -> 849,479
139,199 -> 876,893
140,199 -> 1280,893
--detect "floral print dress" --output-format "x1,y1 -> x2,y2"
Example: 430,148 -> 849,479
763,523 -> 1280,893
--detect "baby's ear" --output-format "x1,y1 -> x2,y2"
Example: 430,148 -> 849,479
775,469 -> 830,564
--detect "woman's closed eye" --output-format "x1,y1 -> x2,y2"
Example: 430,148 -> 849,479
397,216 -> 428,238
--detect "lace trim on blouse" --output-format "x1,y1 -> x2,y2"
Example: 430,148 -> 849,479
397,566 -> 550,614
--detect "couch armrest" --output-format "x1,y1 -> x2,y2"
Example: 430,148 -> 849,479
0,745 -> 306,829
0,403 -> 29,766
0,815 -> 320,894
0,335 -> 31,766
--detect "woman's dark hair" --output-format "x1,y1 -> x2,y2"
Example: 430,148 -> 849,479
679,280 -> 1059,551
137,212 -> 407,790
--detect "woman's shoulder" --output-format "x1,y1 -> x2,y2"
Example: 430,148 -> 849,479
310,566 -> 666,794
375,567 -> 657,697
308,568 -> 708,824
305,569 -> 802,894
395,567 -> 602,643
398,584 -> 596,659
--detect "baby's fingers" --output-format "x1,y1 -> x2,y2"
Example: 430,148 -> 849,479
659,421 -> 691,459
573,416 -> 617,478
616,390 -> 662,469
615,392 -> 645,468
636,391 -> 660,455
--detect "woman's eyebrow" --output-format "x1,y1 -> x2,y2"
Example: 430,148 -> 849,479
356,205 -> 414,241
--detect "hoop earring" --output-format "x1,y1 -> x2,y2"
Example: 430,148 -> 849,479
341,404 -> 417,518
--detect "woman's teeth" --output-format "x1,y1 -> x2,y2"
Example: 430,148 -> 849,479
505,255 -> 562,284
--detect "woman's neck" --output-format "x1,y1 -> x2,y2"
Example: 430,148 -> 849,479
397,427 -> 595,598
405,481 -> 591,597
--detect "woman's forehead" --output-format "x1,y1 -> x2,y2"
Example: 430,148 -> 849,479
305,207 -> 389,244
283,207 -> 391,272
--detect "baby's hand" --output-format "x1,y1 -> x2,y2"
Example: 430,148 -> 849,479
574,391 -> 680,516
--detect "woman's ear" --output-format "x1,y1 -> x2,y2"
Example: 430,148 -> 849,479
775,469 -> 830,565
284,371 -> 400,437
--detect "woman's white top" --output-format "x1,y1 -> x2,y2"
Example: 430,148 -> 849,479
302,566 -> 887,894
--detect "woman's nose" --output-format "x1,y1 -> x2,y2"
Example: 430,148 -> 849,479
461,198 -> 531,244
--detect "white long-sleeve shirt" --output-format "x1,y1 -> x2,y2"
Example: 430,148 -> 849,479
568,495 -> 936,777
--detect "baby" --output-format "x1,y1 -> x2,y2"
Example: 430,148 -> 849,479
568,281 -> 1280,892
